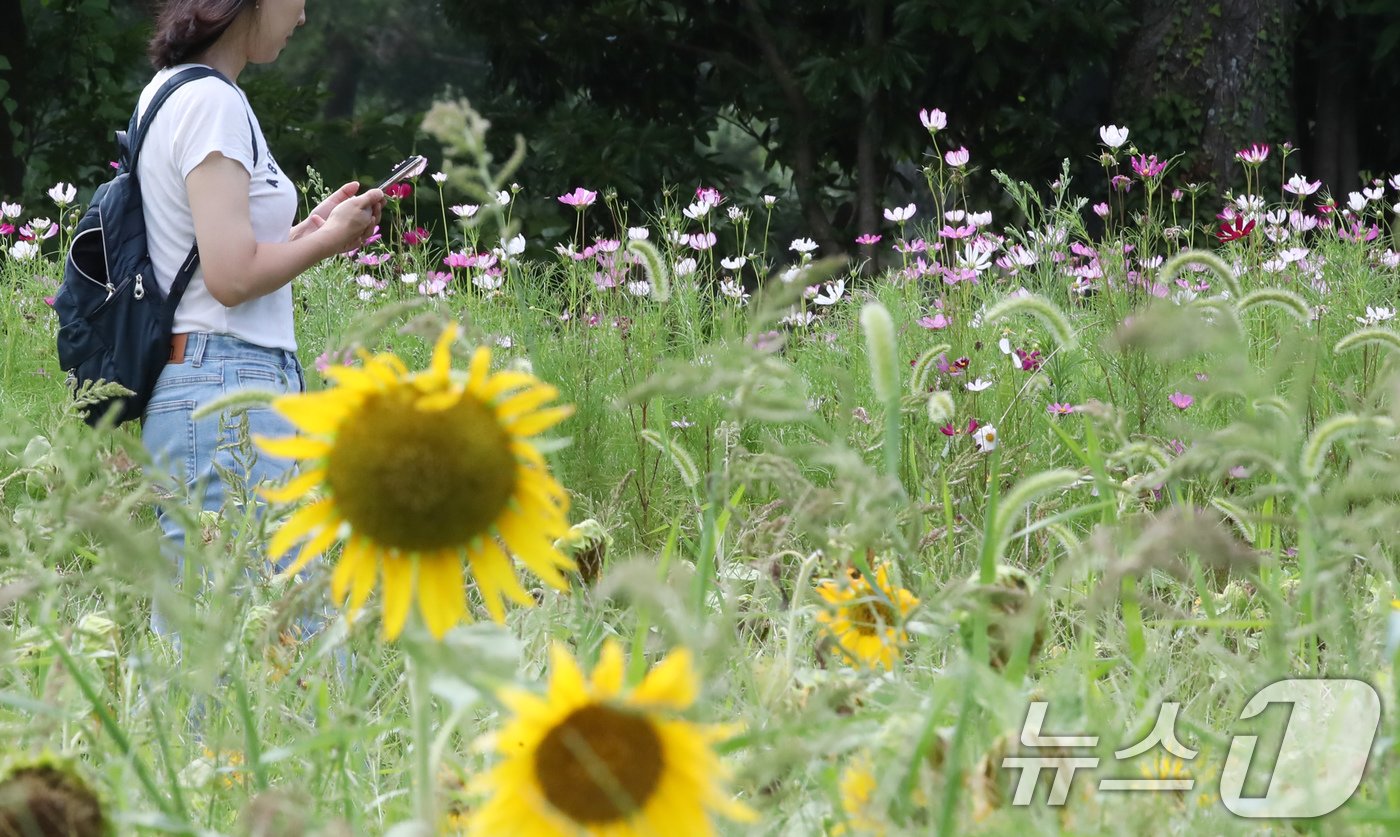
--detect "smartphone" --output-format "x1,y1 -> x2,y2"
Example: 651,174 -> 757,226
375,155 -> 428,191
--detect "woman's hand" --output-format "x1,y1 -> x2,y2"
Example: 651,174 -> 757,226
290,181 -> 383,243
315,188 -> 386,256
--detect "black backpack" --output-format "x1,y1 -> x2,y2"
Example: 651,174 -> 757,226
54,66 -> 257,426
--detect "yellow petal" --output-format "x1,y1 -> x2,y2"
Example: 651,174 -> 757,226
631,648 -> 697,710
254,434 -> 333,461
468,538 -> 534,622
496,512 -> 571,589
506,405 -> 575,437
495,384 -> 559,422
267,500 -> 336,562
331,536 -> 374,604
590,639 -> 625,697
426,324 -> 460,388
272,389 -> 359,435
381,556 -> 414,640
273,519 -> 341,580
258,468 -> 326,504
510,440 -> 547,469
547,642 -> 588,703
478,370 -> 539,401
467,346 -> 492,389
418,553 -> 466,639
347,541 -> 378,614
322,363 -> 382,391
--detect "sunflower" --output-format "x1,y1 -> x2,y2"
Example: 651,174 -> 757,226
255,325 -> 576,639
815,563 -> 919,670
832,754 -> 887,836
468,641 -> 757,836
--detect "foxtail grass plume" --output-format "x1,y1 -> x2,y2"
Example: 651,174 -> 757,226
468,641 -> 757,835
255,325 -> 576,639
860,302 -> 899,403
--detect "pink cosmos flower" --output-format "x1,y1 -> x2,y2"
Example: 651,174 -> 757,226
1131,154 -> 1166,179
558,187 -> 598,208
1235,143 -> 1270,164
0,223 -> 12,237
1169,391 -> 1194,410
919,108 -> 947,131
944,147 -> 970,168
1047,402 -> 1075,415
1284,174 -> 1321,196
443,251 -> 478,269
1092,202 -> 1109,218
402,226 -> 430,246
855,233 -> 882,245
918,313 -> 951,330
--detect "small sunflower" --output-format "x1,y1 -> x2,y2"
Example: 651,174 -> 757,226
815,563 -> 919,670
832,754 -> 887,836
255,325 -> 576,639
468,641 -> 757,836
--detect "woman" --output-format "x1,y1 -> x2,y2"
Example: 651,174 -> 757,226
139,0 -> 385,636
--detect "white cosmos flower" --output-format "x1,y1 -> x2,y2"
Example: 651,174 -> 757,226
1356,306 -> 1396,326
473,273 -> 504,291
968,210 -> 993,228
719,278 -> 749,302
1348,192 -> 1369,213
1099,124 -> 1129,148
495,190 -> 511,206
812,279 -> 845,306
450,204 -> 479,218
761,195 -> 778,207
883,203 -> 916,222
47,182 -> 76,206
626,280 -> 652,297
431,171 -> 448,184
781,308 -> 816,327
972,424 -> 999,451
683,201 -> 712,220
674,257 -> 698,277
720,255 -> 747,271
726,206 -> 744,221
966,377 -> 993,392
998,337 -> 1013,355
9,240 -> 40,260
627,226 -> 649,241
0,202 -> 20,219
790,237 -> 818,254
505,234 -> 526,256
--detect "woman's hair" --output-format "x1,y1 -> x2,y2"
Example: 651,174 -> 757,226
147,0 -> 256,69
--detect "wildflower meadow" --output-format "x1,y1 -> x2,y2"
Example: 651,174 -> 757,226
6,100 -> 1400,835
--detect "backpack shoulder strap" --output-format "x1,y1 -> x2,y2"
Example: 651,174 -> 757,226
130,67 -> 260,171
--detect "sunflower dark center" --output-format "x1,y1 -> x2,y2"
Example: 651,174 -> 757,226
534,704 -> 663,824
326,388 -> 516,552
849,595 -> 897,636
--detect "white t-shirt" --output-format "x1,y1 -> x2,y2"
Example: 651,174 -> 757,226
136,64 -> 299,352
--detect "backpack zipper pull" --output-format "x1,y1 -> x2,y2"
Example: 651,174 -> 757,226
134,273 -> 145,300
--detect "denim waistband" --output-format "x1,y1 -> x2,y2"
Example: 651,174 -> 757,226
174,332 -> 300,371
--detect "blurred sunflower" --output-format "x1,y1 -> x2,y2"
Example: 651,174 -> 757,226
255,325 -> 576,639
833,753 -> 887,836
816,563 -> 919,670
468,641 -> 756,835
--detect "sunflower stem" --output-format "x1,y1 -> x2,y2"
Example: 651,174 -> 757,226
407,652 -> 437,829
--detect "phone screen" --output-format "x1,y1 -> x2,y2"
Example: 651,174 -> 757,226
376,155 -> 428,191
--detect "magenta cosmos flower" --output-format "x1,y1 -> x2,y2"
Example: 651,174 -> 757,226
1047,402 -> 1075,416
1169,391 -> 1194,410
558,187 -> 598,208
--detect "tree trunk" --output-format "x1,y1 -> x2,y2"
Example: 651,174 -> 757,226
1305,11 -> 1359,198
739,0 -> 840,255
854,0 -> 884,273
1111,0 -> 1298,190
322,29 -> 363,121
0,0 -> 28,198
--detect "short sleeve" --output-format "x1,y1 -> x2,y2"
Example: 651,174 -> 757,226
162,79 -> 257,179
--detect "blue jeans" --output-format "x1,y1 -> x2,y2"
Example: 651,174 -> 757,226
142,332 -> 312,639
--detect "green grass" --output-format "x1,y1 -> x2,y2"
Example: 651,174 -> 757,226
4,125 -> 1400,835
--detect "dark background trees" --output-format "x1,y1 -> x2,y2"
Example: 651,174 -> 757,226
2,0 -> 1399,247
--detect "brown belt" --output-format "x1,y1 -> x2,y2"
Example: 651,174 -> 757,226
169,332 -> 189,364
